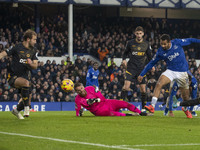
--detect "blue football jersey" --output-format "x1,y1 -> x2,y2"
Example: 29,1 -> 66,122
86,68 -> 99,87
140,38 -> 200,76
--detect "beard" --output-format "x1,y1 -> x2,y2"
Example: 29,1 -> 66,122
29,41 -> 34,49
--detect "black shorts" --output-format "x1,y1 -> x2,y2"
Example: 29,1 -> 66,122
125,68 -> 146,84
7,74 -> 30,88
7,75 -> 18,88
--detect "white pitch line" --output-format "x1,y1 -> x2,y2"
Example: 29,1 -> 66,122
121,143 -> 200,147
0,131 -> 143,150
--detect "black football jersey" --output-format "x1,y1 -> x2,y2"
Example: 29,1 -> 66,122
123,39 -> 152,71
6,43 -> 38,77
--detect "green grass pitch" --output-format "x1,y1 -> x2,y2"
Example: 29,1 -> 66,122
0,111 -> 200,150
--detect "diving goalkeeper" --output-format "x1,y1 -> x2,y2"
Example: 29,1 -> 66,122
74,82 -> 151,117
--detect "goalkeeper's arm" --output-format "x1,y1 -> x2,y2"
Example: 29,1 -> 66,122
86,98 -> 101,105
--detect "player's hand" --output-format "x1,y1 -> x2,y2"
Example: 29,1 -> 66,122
27,58 -> 32,65
137,75 -> 143,83
86,98 -> 100,105
122,60 -> 127,68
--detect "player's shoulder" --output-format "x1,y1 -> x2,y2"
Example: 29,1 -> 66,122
75,94 -> 81,101
15,43 -> 24,48
171,38 -> 184,44
142,39 -> 149,44
127,39 -> 135,44
157,47 -> 164,54
85,86 -> 95,91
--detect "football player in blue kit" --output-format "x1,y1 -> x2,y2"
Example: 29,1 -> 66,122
86,62 -> 100,88
138,34 -> 200,118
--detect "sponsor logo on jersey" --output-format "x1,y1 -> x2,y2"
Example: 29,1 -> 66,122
27,54 -> 30,57
132,45 -> 136,47
168,52 -> 179,61
132,51 -> 145,56
19,59 -> 27,64
20,51 -> 24,53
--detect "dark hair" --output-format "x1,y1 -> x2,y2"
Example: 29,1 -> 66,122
93,62 -> 98,66
135,26 -> 144,32
74,82 -> 83,90
23,29 -> 37,41
160,34 -> 171,42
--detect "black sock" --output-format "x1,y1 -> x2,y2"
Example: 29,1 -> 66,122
121,90 -> 128,101
17,101 -> 24,111
180,99 -> 199,106
141,92 -> 147,109
125,113 -> 133,116
21,87 -> 30,106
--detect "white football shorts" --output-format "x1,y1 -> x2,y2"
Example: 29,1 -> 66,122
161,69 -> 189,89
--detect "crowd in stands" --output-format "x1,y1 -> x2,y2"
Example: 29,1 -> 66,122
0,7 -> 200,103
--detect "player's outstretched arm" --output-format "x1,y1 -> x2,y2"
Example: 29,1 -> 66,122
86,98 -> 100,105
0,51 -> 7,60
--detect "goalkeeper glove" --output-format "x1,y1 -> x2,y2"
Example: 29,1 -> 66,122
86,98 -> 100,105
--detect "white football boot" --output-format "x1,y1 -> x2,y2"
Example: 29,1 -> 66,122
11,109 -> 24,119
23,106 -> 30,117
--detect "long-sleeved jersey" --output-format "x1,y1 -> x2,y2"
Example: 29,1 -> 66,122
123,39 -> 152,71
86,67 -> 99,87
6,43 -> 38,77
75,86 -> 105,116
140,38 -> 200,76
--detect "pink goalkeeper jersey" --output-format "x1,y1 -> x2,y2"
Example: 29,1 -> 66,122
75,86 -> 106,116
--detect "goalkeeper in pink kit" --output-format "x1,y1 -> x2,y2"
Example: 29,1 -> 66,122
74,83 -> 148,116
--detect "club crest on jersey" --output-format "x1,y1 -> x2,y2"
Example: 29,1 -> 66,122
173,45 -> 178,49
168,52 -> 179,61
20,51 -> 24,53
27,54 -> 30,57
137,47 -> 141,50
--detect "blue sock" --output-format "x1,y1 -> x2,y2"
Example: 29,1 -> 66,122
189,106 -> 194,112
164,107 -> 169,116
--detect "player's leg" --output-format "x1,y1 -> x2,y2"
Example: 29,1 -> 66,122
8,76 -> 24,119
109,111 -> 140,116
145,74 -> 171,113
178,72 -> 192,118
189,89 -> 198,116
121,69 -> 135,101
167,82 -> 178,117
164,97 -> 169,116
139,83 -> 147,112
121,80 -> 131,101
14,77 -> 31,117
180,98 -> 200,106
109,100 -> 146,115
